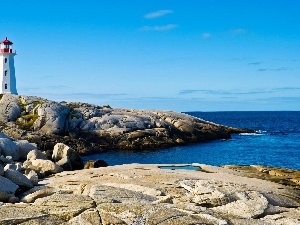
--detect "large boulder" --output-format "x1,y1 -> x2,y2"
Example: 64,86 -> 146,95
0,94 -> 21,122
52,143 -> 83,170
0,138 -> 20,161
4,169 -> 33,188
23,159 -> 63,175
33,101 -> 70,135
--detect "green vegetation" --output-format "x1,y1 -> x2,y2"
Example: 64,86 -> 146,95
15,114 -> 39,129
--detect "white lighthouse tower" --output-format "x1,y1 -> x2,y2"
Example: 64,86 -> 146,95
0,37 -> 18,94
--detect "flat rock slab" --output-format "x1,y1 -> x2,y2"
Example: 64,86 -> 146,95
1,164 -> 300,224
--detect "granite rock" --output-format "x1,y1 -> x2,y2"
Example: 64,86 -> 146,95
0,138 -> 20,160
52,143 -> 83,170
0,94 -> 252,153
0,94 -> 21,123
23,159 -> 63,175
4,169 -> 33,188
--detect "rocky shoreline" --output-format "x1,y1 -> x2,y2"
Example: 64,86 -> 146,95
0,94 -> 252,154
0,162 -> 299,225
1,93 -> 299,224
0,130 -> 299,225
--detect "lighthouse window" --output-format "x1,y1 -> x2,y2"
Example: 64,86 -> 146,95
4,58 -> 7,63
5,70 -> 7,76
5,84 -> 7,89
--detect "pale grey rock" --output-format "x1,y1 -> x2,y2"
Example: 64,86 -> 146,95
33,101 -> 70,135
0,175 -> 19,194
52,143 -> 83,170
20,187 -> 56,203
0,138 -> 20,160
213,191 -> 268,219
4,169 -> 33,188
180,179 -> 269,219
15,140 -> 37,160
33,193 -> 95,219
26,149 -> 48,161
23,159 -> 63,175
0,94 -> 21,122
263,192 -> 300,208
4,163 -> 22,171
88,184 -> 157,204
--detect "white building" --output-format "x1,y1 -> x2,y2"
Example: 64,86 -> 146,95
0,37 -> 17,94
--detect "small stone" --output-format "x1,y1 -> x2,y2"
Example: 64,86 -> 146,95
84,160 -> 109,169
8,196 -> 19,203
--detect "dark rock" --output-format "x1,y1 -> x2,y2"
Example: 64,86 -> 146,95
84,160 -> 109,169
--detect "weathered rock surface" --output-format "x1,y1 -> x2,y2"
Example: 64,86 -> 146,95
0,94 -> 253,153
4,169 -> 33,188
52,143 -> 83,170
1,164 -> 298,224
23,159 -> 63,175
0,94 -> 21,123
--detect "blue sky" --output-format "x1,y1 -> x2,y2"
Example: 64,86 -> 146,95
1,0 -> 300,111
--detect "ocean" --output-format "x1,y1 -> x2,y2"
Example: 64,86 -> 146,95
82,111 -> 300,170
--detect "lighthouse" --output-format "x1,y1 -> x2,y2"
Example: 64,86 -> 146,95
0,37 -> 18,94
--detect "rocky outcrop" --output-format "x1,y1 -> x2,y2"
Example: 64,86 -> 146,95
1,164 -> 299,224
0,132 -> 78,203
0,94 -> 253,154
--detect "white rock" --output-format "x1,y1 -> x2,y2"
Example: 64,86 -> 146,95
26,149 -> 48,161
27,159 -> 63,175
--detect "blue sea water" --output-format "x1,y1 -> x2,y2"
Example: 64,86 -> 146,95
82,111 -> 300,170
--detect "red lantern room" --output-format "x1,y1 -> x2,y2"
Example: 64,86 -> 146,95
0,37 -> 14,53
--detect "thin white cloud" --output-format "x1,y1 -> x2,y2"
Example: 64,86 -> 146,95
202,32 -> 211,39
144,10 -> 174,19
140,24 -> 178,31
232,28 -> 247,34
